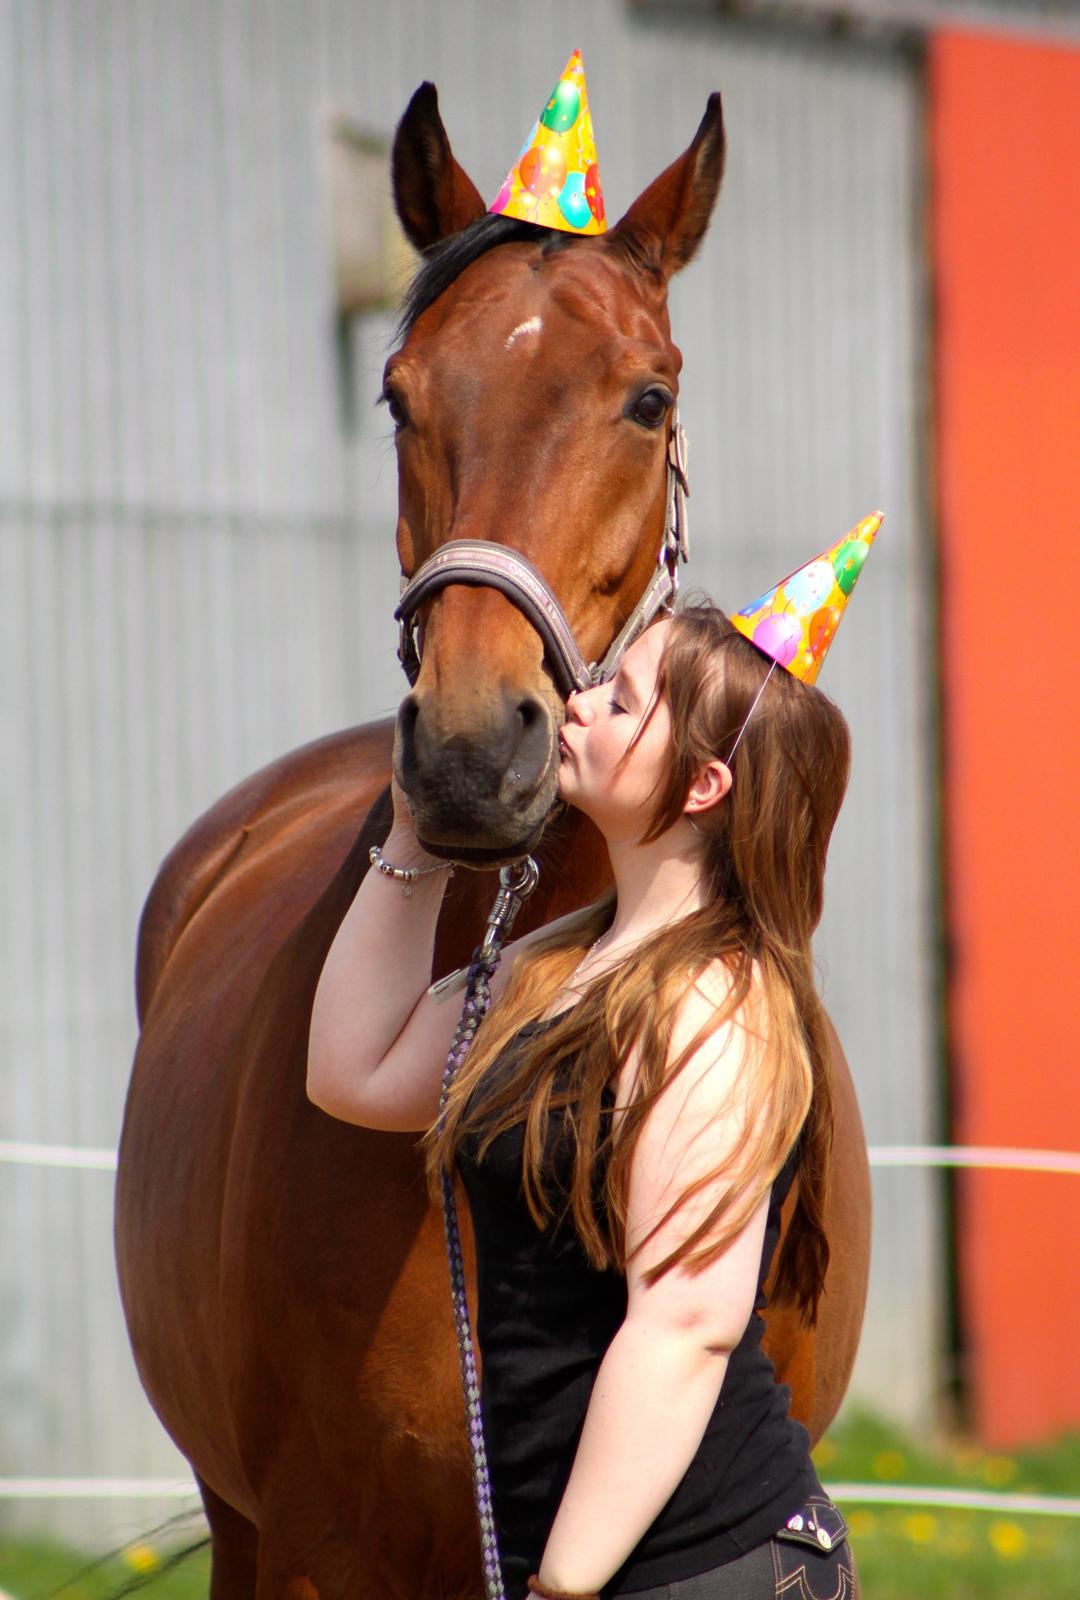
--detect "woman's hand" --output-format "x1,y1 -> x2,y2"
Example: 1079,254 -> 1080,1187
385,772 -> 447,869
306,770 -> 461,1133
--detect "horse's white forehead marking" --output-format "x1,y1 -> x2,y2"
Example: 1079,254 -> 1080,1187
505,315 -> 543,350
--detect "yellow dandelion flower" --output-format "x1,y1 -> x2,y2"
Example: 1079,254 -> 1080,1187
871,1448 -> 906,1480
902,1512 -> 938,1544
988,1520 -> 1027,1561
123,1544 -> 161,1574
981,1454 -> 1017,1487
847,1509 -> 877,1539
812,1436 -> 838,1467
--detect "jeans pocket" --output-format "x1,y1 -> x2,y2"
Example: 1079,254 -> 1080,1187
771,1497 -> 856,1599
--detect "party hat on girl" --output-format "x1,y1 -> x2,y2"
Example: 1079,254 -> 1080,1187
731,512 -> 882,686
488,49 -> 606,235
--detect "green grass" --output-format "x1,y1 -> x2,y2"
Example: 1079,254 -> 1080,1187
814,1410 -> 1080,1599
1,1415 -> 1078,1598
0,1529 -> 210,1600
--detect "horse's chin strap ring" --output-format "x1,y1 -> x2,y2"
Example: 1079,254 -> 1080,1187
394,409 -> 690,700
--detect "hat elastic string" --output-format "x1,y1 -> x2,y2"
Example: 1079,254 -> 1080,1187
723,659 -> 777,767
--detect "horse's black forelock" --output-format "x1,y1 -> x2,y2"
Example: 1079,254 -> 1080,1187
395,213 -> 583,341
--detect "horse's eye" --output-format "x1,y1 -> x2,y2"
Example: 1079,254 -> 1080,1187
382,385 -> 412,435
630,388 -> 672,429
382,387 -> 409,430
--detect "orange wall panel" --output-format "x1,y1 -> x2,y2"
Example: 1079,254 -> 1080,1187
931,30 -> 1080,1446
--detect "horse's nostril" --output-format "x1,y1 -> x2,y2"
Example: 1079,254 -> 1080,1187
505,696 -> 553,798
517,697 -> 544,732
396,695 -> 421,769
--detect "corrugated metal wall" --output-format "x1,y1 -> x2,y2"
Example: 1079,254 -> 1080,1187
2,0 -> 937,1544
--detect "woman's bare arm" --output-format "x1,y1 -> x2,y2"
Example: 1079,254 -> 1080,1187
307,781 -> 579,1132
306,802 -> 463,1131
536,976 -> 772,1593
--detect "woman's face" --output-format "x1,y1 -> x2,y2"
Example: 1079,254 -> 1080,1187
556,621 -> 674,843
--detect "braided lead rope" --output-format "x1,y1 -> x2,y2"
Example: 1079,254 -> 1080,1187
439,955 -> 504,1599
436,858 -> 540,1600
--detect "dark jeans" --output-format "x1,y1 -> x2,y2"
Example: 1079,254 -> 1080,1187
620,1496 -> 858,1599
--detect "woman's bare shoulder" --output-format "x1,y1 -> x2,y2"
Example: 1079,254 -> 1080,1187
682,954 -> 765,1033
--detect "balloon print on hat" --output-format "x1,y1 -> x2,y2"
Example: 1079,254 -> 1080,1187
585,162 -> 605,225
751,612 -> 803,668
520,144 -> 567,201
558,171 -> 592,229
784,560 -> 834,614
541,77 -> 582,133
809,604 -> 841,657
833,536 -> 872,596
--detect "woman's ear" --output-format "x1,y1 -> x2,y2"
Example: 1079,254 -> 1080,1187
685,759 -> 731,817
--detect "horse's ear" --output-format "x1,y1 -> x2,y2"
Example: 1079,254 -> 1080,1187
392,83 -> 487,252
608,93 -> 726,280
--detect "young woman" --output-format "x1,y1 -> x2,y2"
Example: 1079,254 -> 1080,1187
307,605 -> 859,1600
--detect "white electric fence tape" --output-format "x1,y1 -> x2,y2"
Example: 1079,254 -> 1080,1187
3,1140 -> 1079,1509
0,1140 -> 118,1171
6,1140 -> 1080,1176
824,1484 -> 1080,1517
0,1479 -> 201,1499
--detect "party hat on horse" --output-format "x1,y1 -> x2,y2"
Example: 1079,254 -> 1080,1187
489,49 -> 606,235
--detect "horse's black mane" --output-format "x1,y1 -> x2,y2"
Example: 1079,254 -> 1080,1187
396,213 -> 585,339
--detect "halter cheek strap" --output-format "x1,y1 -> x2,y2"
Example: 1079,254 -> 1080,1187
396,541 -> 595,696
394,410 -> 690,698
593,412 -> 688,685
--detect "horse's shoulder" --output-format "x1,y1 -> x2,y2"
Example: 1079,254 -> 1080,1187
135,720 -> 395,1023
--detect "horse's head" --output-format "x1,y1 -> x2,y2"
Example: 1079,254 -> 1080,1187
387,83 -> 725,861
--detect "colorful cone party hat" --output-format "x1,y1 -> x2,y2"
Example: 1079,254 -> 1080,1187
488,50 -> 606,236
731,511 -> 882,686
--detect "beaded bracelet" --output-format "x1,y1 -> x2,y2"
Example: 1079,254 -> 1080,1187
368,843 -> 455,897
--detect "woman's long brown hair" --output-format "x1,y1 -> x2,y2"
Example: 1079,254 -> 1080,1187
426,607 -> 852,1325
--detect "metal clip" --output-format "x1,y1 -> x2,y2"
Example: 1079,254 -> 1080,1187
478,857 -> 541,961
427,856 -> 541,1002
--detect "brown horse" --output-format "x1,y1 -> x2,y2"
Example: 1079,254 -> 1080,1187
115,85 -> 870,1600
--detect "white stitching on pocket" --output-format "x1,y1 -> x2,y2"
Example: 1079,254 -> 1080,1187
771,1537 -> 855,1600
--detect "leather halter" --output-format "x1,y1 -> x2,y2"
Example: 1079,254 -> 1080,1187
394,410 -> 690,700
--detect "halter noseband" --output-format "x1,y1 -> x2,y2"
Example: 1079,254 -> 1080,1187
394,410 -> 690,699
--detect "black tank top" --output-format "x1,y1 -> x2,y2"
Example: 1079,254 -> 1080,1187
458,1015 -> 817,1598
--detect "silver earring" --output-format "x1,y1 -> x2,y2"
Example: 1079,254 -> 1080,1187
686,814 -> 703,836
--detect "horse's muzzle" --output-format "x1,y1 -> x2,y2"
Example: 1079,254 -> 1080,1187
395,689 -> 559,857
